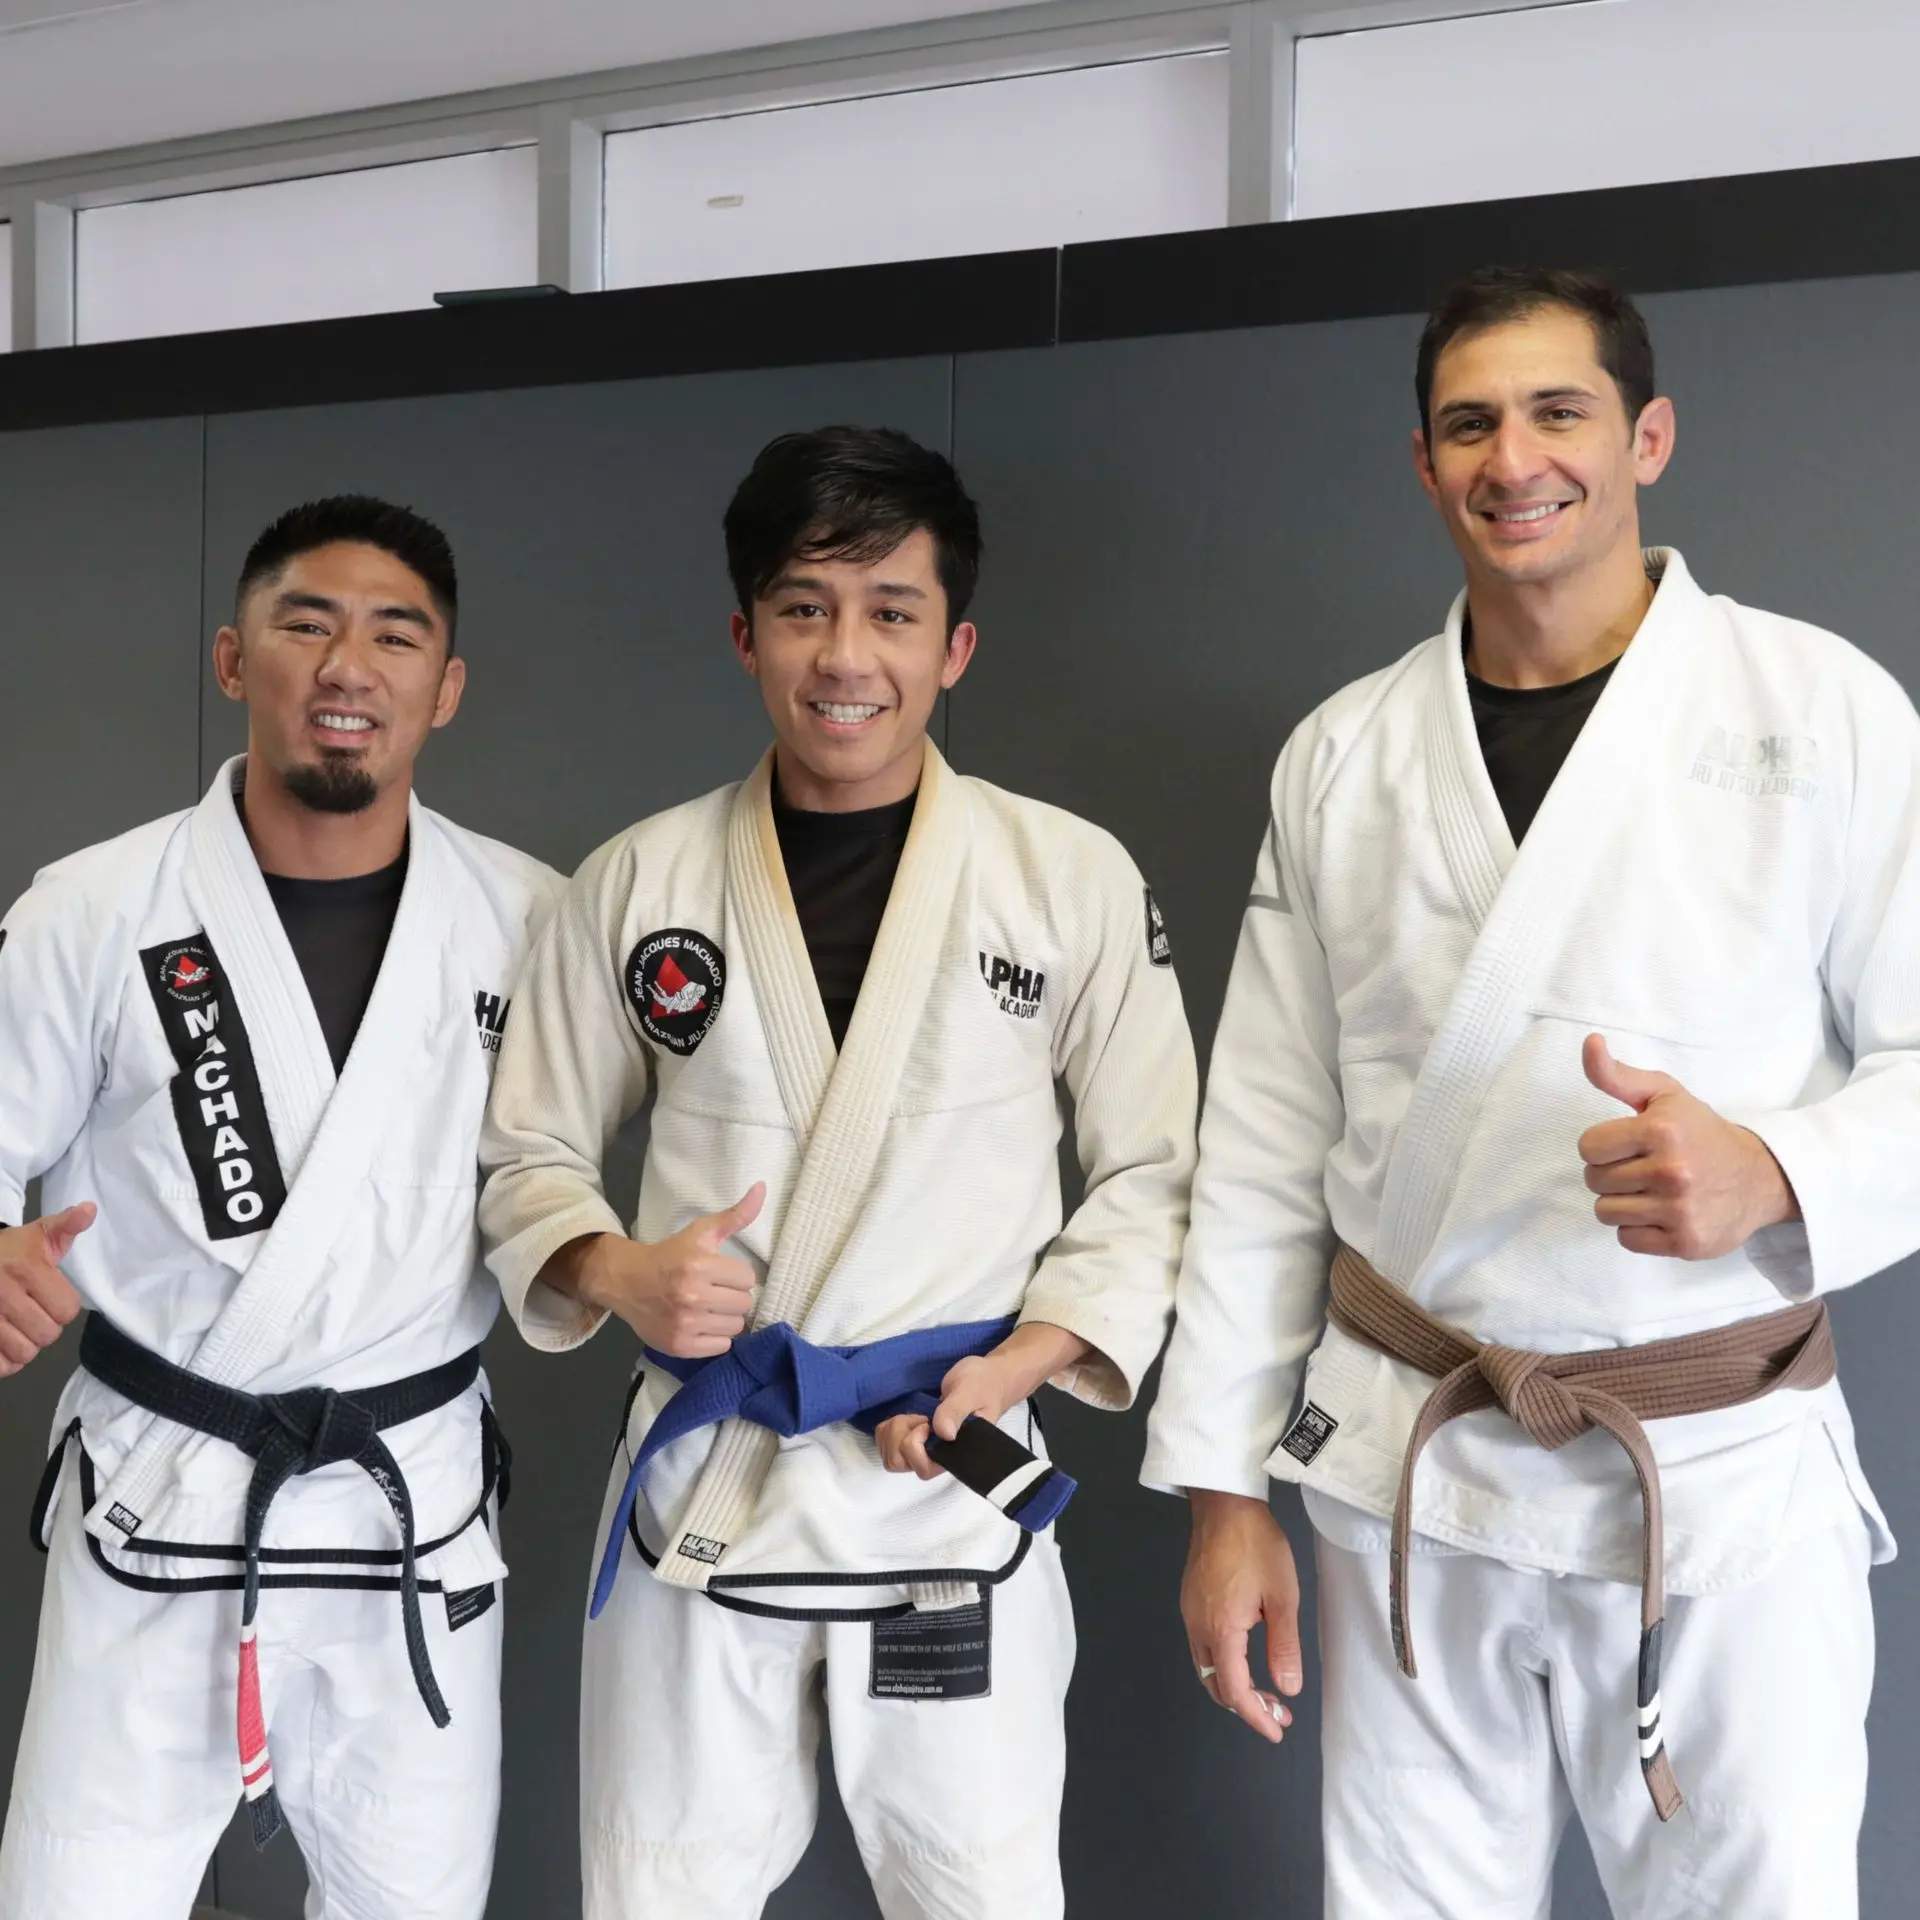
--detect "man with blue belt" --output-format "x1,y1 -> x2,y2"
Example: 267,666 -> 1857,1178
479,426 -> 1198,1919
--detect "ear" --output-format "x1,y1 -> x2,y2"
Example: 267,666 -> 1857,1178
939,622 -> 978,691
1411,427 -> 1441,506
430,652 -> 467,730
1631,396 -> 1677,487
729,610 -> 760,678
211,626 -> 246,704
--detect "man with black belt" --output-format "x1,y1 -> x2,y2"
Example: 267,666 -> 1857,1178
1145,268 -> 1916,1916
480,426 -> 1197,1917
0,496 -> 559,1919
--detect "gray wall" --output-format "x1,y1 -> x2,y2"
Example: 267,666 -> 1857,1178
2,269 -> 1919,1918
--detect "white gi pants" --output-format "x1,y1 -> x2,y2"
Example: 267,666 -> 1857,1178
0,1482 -> 502,1920
581,1536 -> 1076,1920
1316,1518 -> 1874,1920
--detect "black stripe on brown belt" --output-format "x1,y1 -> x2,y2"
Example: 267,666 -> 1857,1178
1326,1243 -> 1835,1821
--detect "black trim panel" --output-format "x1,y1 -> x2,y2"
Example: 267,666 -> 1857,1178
4,156 -> 1920,434
1059,155 -> 1920,344
0,248 -> 1058,433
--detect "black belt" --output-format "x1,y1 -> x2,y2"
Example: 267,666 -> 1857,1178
77,1313 -> 484,1843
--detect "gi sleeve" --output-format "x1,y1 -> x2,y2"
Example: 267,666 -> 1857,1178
1140,736 -> 1346,1499
1743,670 -> 1920,1298
478,837 -> 654,1351
1017,829 -> 1199,1413
0,863 -> 119,1226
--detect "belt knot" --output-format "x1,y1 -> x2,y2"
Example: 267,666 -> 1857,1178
262,1386 -> 378,1473
1477,1346 -> 1589,1450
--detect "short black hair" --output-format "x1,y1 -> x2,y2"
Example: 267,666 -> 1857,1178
724,427 -> 982,630
1415,266 -> 1656,437
236,494 -> 459,648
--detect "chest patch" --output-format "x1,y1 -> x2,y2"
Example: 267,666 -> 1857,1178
140,933 -> 289,1241
625,929 -> 726,1055
473,989 -> 509,1054
977,950 -> 1045,1020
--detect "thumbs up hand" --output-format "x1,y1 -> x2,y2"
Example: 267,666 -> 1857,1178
1578,1035 -> 1798,1259
575,1183 -> 766,1356
0,1203 -> 94,1378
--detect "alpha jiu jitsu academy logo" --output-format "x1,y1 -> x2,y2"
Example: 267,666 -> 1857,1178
625,928 -> 726,1056
978,950 -> 1045,1020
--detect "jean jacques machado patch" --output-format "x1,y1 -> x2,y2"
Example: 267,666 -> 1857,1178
625,929 -> 726,1055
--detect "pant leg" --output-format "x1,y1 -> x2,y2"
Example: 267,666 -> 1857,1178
580,1556 -> 824,1920
824,1537 -> 1076,1920
1316,1534 -> 1572,1920
1550,1514 -> 1873,1920
0,1480 -> 239,1920
261,1572 -> 503,1920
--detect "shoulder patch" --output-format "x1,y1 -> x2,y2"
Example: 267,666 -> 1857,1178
1143,887 -> 1173,967
625,929 -> 725,1056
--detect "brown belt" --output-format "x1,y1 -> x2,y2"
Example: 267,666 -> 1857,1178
1326,1243 -> 1836,1821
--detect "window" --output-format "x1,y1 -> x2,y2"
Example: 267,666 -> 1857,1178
604,53 -> 1228,289
74,146 -> 538,345
1294,0 -> 1920,219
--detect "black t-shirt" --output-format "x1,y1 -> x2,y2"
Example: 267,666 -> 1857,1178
261,848 -> 408,1074
772,787 -> 916,1047
1466,651 -> 1619,844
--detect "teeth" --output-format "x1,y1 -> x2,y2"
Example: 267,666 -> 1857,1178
1491,502 -> 1566,523
315,714 -> 374,732
812,703 -> 882,723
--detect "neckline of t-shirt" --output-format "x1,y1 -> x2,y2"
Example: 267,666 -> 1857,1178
260,845 -> 409,903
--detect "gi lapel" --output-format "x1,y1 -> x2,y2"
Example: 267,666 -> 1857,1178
95,758 -> 452,1534
654,740 -> 969,1588
1371,553 -> 1693,1289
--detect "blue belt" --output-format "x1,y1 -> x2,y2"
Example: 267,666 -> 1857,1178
591,1315 -> 1075,1616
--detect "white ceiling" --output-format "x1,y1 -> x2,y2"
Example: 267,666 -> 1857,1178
0,0 -> 1052,171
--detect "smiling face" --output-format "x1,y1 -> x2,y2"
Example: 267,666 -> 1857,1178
730,525 -> 976,812
213,540 -> 465,814
1414,304 -> 1675,592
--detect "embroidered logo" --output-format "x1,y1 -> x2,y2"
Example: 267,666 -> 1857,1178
1688,726 -> 1820,802
978,951 -> 1045,1021
1278,1402 -> 1338,1466
156,942 -> 217,1006
1144,886 -> 1173,966
626,930 -> 726,1056
140,933 -> 289,1241
677,1533 -> 728,1565
104,1503 -> 142,1537
473,989 -> 509,1055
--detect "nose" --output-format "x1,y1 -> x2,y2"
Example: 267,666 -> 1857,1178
1482,417 -> 1551,490
814,605 -> 874,679
315,628 -> 380,694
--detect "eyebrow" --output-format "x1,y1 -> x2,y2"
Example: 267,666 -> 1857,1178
1435,383 -> 1599,422
768,572 -> 927,602
271,589 -> 434,630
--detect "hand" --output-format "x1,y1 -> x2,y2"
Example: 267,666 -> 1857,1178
874,1321 -> 1090,1480
1181,1489 -> 1301,1743
1579,1035 -> 1798,1259
575,1185 -> 765,1357
0,1204 -> 94,1378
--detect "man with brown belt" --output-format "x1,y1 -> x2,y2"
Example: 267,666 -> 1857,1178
1143,267 -> 1916,1917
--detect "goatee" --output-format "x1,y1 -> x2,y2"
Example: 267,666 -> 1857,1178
284,752 -> 379,815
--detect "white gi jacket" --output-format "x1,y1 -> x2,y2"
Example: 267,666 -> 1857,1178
1144,552 -> 1913,1592
0,758 -> 561,1595
481,743 -> 1197,1609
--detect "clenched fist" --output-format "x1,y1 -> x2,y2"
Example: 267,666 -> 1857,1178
1580,1034 -> 1799,1259
573,1184 -> 766,1357
0,1204 -> 94,1377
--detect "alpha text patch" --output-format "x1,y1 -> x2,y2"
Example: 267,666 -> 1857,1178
870,1589 -> 992,1701
1278,1402 -> 1338,1466
1144,887 -> 1172,966
625,929 -> 726,1056
977,950 -> 1045,1020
